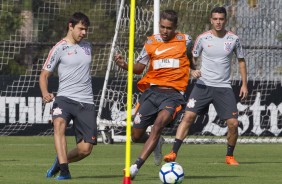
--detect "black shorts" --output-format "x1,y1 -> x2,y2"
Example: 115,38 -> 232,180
186,84 -> 238,120
52,96 -> 97,145
133,86 -> 185,129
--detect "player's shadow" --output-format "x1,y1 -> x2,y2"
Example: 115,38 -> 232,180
238,161 -> 282,164
0,159 -> 19,162
142,175 -> 239,181
75,174 -> 122,179
189,175 -> 239,179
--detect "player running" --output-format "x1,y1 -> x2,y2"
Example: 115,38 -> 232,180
115,9 -> 194,180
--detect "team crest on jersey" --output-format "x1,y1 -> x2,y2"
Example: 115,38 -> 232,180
187,98 -> 196,108
134,112 -> 142,124
82,46 -> 91,55
146,39 -> 153,44
176,35 -> 183,40
224,42 -> 232,52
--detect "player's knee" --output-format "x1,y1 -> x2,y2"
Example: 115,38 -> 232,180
78,147 -> 92,157
182,112 -> 196,125
131,129 -> 147,143
227,119 -> 239,128
131,134 -> 141,143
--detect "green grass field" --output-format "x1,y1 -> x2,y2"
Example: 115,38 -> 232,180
0,136 -> 281,184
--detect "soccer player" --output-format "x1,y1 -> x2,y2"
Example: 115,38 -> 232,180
114,9 -> 194,179
163,6 -> 248,165
39,12 -> 97,180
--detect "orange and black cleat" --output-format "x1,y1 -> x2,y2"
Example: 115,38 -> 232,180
163,151 -> 177,162
225,156 -> 239,166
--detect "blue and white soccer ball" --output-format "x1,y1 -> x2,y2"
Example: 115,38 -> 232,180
159,162 -> 184,184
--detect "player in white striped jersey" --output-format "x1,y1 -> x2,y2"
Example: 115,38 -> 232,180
40,12 -> 97,180
164,6 -> 248,166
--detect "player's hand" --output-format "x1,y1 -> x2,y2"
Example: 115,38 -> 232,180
190,69 -> 201,78
42,93 -> 54,103
239,85 -> 248,100
114,53 -> 126,69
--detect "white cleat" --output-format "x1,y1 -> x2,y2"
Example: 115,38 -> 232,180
129,164 -> 139,180
153,136 -> 165,166
124,164 -> 139,180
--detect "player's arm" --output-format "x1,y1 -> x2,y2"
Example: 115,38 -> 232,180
238,58 -> 248,100
190,57 -> 201,78
234,37 -> 248,100
185,34 -> 194,69
190,35 -> 202,78
114,53 -> 146,74
114,46 -> 148,74
39,70 -> 54,103
39,45 -> 60,103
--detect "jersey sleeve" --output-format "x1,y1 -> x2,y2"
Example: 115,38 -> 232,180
136,46 -> 150,65
185,34 -> 193,53
234,38 -> 244,59
42,45 -> 62,72
192,35 -> 203,58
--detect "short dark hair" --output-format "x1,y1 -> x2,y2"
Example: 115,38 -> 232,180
67,12 -> 90,31
210,6 -> 227,18
160,9 -> 178,26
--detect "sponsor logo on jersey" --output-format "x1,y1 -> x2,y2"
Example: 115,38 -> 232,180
62,46 -> 69,50
155,46 -> 175,55
67,49 -> 78,55
146,39 -> 153,44
176,35 -> 183,40
205,35 -> 213,40
156,38 -> 162,42
226,36 -> 234,41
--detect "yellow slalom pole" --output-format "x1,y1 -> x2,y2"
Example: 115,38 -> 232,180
123,0 -> 135,183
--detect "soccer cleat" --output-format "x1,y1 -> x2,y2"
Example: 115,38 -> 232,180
163,151 -> 177,162
46,156 -> 60,178
54,173 -> 71,180
129,164 -> 139,180
153,136 -> 165,166
124,164 -> 139,180
225,156 -> 239,166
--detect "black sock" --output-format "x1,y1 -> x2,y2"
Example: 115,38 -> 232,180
134,157 -> 145,169
172,138 -> 183,154
59,163 -> 70,175
226,144 -> 235,156
53,157 -> 60,172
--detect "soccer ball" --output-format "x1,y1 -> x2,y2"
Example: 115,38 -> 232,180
159,162 -> 184,184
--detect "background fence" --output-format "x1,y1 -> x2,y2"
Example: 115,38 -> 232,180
0,0 -> 281,143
